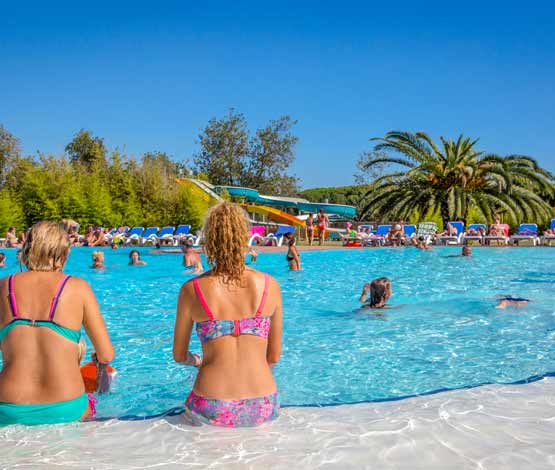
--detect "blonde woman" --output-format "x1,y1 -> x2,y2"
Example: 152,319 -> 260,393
0,221 -> 114,425
173,202 -> 282,427
91,251 -> 105,269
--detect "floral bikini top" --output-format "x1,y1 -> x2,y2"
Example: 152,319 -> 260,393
193,273 -> 271,344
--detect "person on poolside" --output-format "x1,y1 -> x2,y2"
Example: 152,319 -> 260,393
317,208 -> 328,246
437,222 -> 458,238
5,227 -> 21,249
306,213 -> 314,246
129,250 -> 147,266
359,277 -> 392,308
496,297 -> 530,309
182,241 -> 203,273
173,202 -> 282,427
387,223 -> 404,247
0,221 -> 114,426
489,216 -> 503,237
0,253 -> 5,268
543,228 -> 555,237
91,251 -> 105,269
283,232 -> 301,271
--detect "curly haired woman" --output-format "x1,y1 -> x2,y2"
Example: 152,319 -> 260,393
173,202 -> 283,427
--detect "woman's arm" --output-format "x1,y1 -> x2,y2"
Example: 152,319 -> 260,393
173,282 -> 201,366
292,246 -> 301,269
358,283 -> 370,303
81,279 -> 115,364
266,278 -> 283,367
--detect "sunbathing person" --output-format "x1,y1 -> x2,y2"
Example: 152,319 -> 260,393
496,297 -> 530,309
182,242 -> 203,273
466,227 -> 485,237
0,221 -> 114,426
437,222 -> 458,238
91,251 -> 105,269
173,202 -> 282,427
543,228 -> 555,236
359,277 -> 392,308
387,224 -> 404,246
489,216 -> 504,236
129,250 -> 147,266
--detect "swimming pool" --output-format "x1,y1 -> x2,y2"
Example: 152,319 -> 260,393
1,246 -> 554,419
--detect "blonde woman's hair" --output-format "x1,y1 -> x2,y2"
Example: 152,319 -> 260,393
21,221 -> 71,272
92,251 -> 104,262
370,277 -> 392,308
203,202 -> 249,284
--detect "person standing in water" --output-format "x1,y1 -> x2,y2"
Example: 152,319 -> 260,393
173,202 -> 282,427
182,241 -> 203,273
317,208 -> 328,246
283,232 -> 301,271
359,278 -> 392,308
129,250 -> 147,266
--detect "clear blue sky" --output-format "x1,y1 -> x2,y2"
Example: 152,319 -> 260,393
1,0 -> 554,189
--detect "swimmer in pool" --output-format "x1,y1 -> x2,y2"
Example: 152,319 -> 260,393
359,277 -> 392,308
496,297 -> 530,309
413,236 -> 432,251
182,241 -> 203,273
91,251 -> 105,269
461,246 -> 472,257
0,253 -> 5,268
247,246 -> 257,264
129,250 -> 147,266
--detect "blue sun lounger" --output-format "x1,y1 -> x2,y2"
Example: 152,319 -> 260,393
463,223 -> 486,245
124,227 -> 145,244
155,226 -> 175,244
541,219 -> 555,246
436,221 -> 464,245
510,223 -> 539,246
141,227 -> 160,245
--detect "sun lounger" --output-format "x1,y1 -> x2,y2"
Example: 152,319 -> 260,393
141,226 -> 160,245
402,224 -> 416,243
510,223 -> 539,246
124,227 -> 145,245
248,226 -> 266,246
152,226 -> 175,245
259,225 -> 295,247
463,224 -> 486,245
436,221 -> 464,245
366,225 -> 391,246
541,219 -> 555,246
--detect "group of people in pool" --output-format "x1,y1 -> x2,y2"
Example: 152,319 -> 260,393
0,203 -> 282,427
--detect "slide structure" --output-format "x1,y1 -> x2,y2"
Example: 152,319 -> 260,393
177,179 -> 356,226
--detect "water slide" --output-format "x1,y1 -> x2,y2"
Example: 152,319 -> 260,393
177,180 -> 356,227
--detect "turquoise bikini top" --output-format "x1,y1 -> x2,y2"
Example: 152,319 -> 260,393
0,274 -> 81,344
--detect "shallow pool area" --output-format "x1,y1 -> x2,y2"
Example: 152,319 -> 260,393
1,246 -> 554,420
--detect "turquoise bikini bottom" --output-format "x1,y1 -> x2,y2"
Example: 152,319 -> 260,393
0,393 -> 95,426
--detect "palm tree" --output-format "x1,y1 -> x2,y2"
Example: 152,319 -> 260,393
359,131 -> 554,227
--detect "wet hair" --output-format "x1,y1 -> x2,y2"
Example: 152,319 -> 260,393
462,246 -> 472,255
129,250 -> 141,262
203,202 -> 249,284
22,221 -> 71,272
92,251 -> 104,263
369,277 -> 392,308
418,236 -> 425,242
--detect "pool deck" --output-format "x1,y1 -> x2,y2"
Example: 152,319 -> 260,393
2,378 -> 555,469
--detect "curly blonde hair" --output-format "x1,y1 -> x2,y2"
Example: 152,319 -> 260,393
203,202 -> 249,284
21,221 -> 70,272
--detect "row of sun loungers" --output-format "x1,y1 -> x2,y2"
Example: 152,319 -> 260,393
106,225 -> 199,246
339,219 -> 555,247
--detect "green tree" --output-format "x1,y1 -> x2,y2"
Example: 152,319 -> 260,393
65,129 -> 107,170
0,188 -> 25,234
0,124 -> 21,186
193,109 -> 249,186
359,131 -> 554,227
242,116 -> 299,195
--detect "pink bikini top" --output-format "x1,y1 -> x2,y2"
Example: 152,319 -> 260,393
193,273 -> 271,343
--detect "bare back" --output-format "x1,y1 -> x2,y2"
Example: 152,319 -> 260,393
175,268 -> 282,400
0,271 -> 113,404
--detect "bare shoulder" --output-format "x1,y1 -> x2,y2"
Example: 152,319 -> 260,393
248,269 -> 280,292
66,276 -> 94,295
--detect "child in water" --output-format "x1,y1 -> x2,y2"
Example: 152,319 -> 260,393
91,251 -> 105,269
359,277 -> 392,308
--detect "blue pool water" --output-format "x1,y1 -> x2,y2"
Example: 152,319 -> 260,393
0,246 -> 554,418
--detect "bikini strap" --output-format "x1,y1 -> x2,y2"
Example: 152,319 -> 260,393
8,274 -> 18,318
193,277 -> 215,321
48,275 -> 72,321
255,273 -> 270,317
